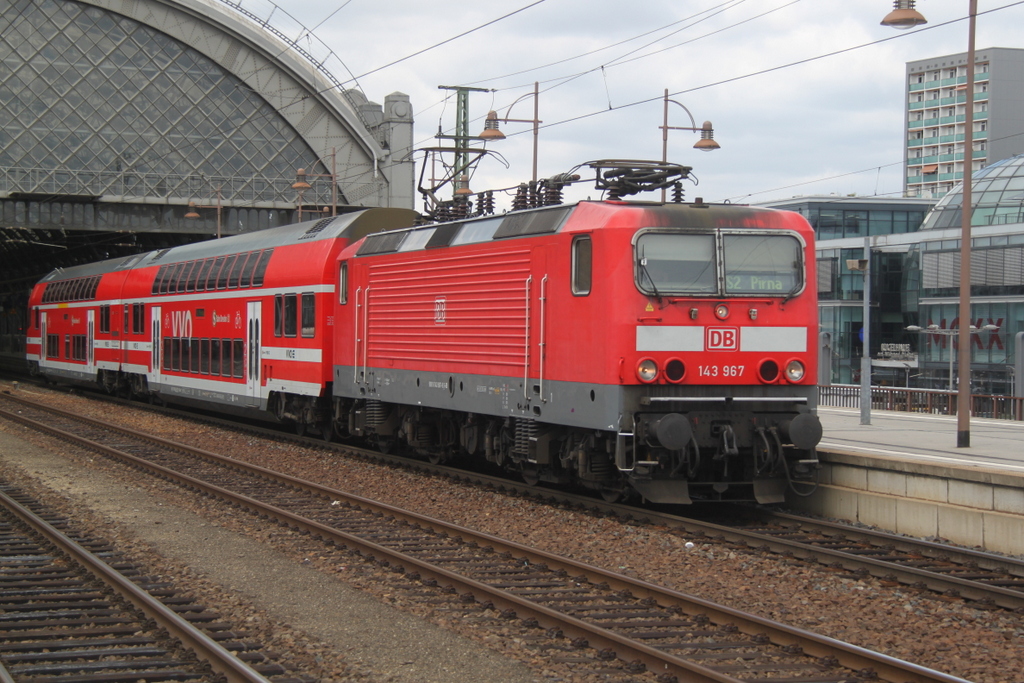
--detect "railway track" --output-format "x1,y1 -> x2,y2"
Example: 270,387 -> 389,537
32,385 -> 1024,614
0,482 -> 303,683
0,392 -> 971,683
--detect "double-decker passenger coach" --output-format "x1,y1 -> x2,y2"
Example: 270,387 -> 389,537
26,208 -> 416,431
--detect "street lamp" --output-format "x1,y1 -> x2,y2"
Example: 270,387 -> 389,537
884,0 -> 978,446
184,184 -> 223,238
659,89 -> 720,201
906,323 -> 999,392
293,147 -> 338,221
479,81 -> 541,184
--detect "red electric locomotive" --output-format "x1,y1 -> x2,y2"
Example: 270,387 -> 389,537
26,208 -> 416,427
329,161 -> 823,504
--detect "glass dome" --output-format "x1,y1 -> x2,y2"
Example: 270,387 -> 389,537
921,154 -> 1024,230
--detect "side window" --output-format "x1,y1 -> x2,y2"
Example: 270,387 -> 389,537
339,262 -> 348,304
301,293 -> 315,338
274,294 -> 283,337
284,293 -> 297,337
99,305 -> 111,333
132,303 -> 145,335
572,235 -> 592,296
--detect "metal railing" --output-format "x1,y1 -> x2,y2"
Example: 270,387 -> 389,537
818,384 -> 1024,421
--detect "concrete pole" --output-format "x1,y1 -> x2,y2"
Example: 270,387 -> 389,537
860,237 -> 872,425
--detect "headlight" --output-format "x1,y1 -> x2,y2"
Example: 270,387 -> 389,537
785,359 -> 805,382
636,358 -> 658,383
714,304 -> 730,320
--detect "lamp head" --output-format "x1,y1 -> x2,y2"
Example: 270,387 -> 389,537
693,121 -> 720,152
479,110 -> 506,141
881,0 -> 927,29
184,201 -> 200,220
291,168 -> 312,191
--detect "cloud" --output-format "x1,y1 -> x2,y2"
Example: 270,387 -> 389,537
278,0 -> 1024,206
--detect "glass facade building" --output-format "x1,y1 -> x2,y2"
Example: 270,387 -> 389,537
762,156 -> 1024,395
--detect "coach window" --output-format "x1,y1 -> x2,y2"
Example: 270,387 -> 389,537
99,305 -> 111,333
200,339 -> 210,374
64,335 -> 70,359
205,256 -> 225,290
571,236 -> 592,295
195,259 -> 213,292
211,338 -> 222,375
221,339 -> 233,377
274,294 -> 283,336
123,304 -> 129,333
284,293 -> 298,337
227,253 -> 247,288
132,303 -> 145,335
251,249 -> 273,287
232,339 -> 244,378
339,262 -> 348,304
190,337 -> 200,373
301,293 -> 315,338
217,255 -> 237,289
185,261 -> 200,292
239,252 -> 258,287
176,262 -> 191,294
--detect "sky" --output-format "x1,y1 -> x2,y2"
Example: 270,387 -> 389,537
236,0 -> 1024,208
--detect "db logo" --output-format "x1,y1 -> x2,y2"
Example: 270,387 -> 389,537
434,297 -> 446,325
706,327 -> 738,351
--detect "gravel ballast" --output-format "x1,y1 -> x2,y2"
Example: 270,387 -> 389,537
1,380 -> 1022,683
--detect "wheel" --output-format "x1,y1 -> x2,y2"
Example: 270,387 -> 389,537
521,468 -> 540,486
320,421 -> 334,443
600,487 -> 626,503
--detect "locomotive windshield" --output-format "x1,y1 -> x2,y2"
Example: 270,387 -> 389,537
634,230 -> 803,297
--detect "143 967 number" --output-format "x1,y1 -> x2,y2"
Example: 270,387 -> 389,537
698,365 -> 744,377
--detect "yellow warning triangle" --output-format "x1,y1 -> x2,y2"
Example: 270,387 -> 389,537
645,303 -> 655,312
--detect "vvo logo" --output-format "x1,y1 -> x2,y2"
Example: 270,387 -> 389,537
706,327 -> 738,351
434,297 -> 446,325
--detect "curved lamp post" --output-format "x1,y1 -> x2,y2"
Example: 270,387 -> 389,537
885,0 -> 979,446
659,89 -> 720,201
479,81 -> 541,184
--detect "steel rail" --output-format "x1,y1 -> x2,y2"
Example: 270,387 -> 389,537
0,399 -> 970,683
6,388 -> 1024,611
0,486 -> 270,683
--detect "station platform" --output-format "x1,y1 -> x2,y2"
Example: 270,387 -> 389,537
817,406 -> 1024,476
791,407 -> 1024,556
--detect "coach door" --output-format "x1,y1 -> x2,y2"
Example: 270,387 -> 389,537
246,301 -> 261,404
150,305 -> 162,386
40,312 -> 48,368
86,309 -> 96,373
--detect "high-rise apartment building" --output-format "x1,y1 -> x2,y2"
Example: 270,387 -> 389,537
904,47 -> 1024,198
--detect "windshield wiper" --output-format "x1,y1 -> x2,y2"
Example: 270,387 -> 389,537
638,248 -> 663,303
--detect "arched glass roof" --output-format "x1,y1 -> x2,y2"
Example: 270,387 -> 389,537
1,0 -> 316,192
921,154 -> 1024,230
